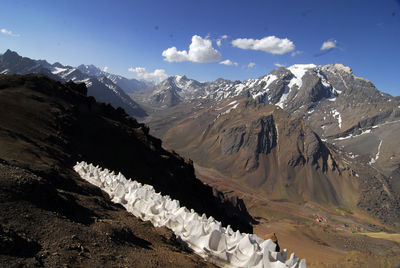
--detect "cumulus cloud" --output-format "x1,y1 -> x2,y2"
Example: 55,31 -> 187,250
162,47 -> 189,62
320,40 -> 337,50
219,59 -> 238,66
247,62 -> 256,68
162,35 -> 221,63
0,28 -> 20,37
216,34 -> 228,47
232,36 -> 295,55
274,63 -> 286,67
128,67 -> 168,83
103,66 -> 109,72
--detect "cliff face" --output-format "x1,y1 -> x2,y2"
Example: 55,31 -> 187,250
0,74 -> 254,265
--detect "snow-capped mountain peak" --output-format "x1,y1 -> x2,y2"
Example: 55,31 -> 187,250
77,64 -> 104,77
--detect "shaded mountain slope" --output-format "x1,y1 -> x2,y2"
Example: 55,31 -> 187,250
0,74 -> 253,266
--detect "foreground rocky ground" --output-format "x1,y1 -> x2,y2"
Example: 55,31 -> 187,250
0,160 -> 215,267
0,74 -> 253,267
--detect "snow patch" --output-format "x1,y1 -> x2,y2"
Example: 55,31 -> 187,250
276,86 -> 290,108
74,162 -> 305,268
215,100 -> 238,111
275,64 -> 315,109
76,78 -> 92,88
287,64 -> 316,89
52,67 -> 68,74
331,109 -> 342,129
375,140 -> 383,161
334,129 -> 371,141
234,84 -> 245,95
261,74 -> 278,89
369,140 -> 383,165
61,68 -> 76,78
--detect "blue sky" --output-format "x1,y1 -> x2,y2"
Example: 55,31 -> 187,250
1,0 -> 400,96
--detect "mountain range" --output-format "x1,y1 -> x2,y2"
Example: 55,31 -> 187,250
132,63 -> 400,228
1,49 -> 400,266
0,49 -> 150,117
2,49 -> 399,227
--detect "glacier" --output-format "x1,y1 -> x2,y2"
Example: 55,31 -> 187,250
74,161 -> 306,268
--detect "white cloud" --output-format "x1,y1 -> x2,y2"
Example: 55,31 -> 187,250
219,59 -> 238,66
232,36 -> 295,55
162,35 -> 221,63
103,66 -> 109,72
274,63 -> 286,67
320,40 -> 337,50
291,50 -> 303,57
128,67 -> 168,83
162,47 -> 189,62
216,35 -> 229,47
247,62 -> 256,68
0,28 -> 20,37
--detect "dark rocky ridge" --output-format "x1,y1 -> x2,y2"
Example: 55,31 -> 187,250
0,74 -> 253,265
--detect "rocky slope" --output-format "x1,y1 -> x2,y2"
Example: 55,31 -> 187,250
0,74 -> 254,266
0,50 -> 147,117
162,99 -> 352,204
146,96 -> 400,227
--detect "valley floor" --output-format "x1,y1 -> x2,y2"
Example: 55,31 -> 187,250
194,164 -> 400,268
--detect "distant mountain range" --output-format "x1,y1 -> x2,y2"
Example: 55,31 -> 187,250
1,49 -> 400,228
0,49 -> 151,117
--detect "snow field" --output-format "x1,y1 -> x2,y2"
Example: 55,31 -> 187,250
73,161 -> 306,268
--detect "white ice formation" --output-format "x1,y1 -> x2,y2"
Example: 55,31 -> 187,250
74,161 -> 306,268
